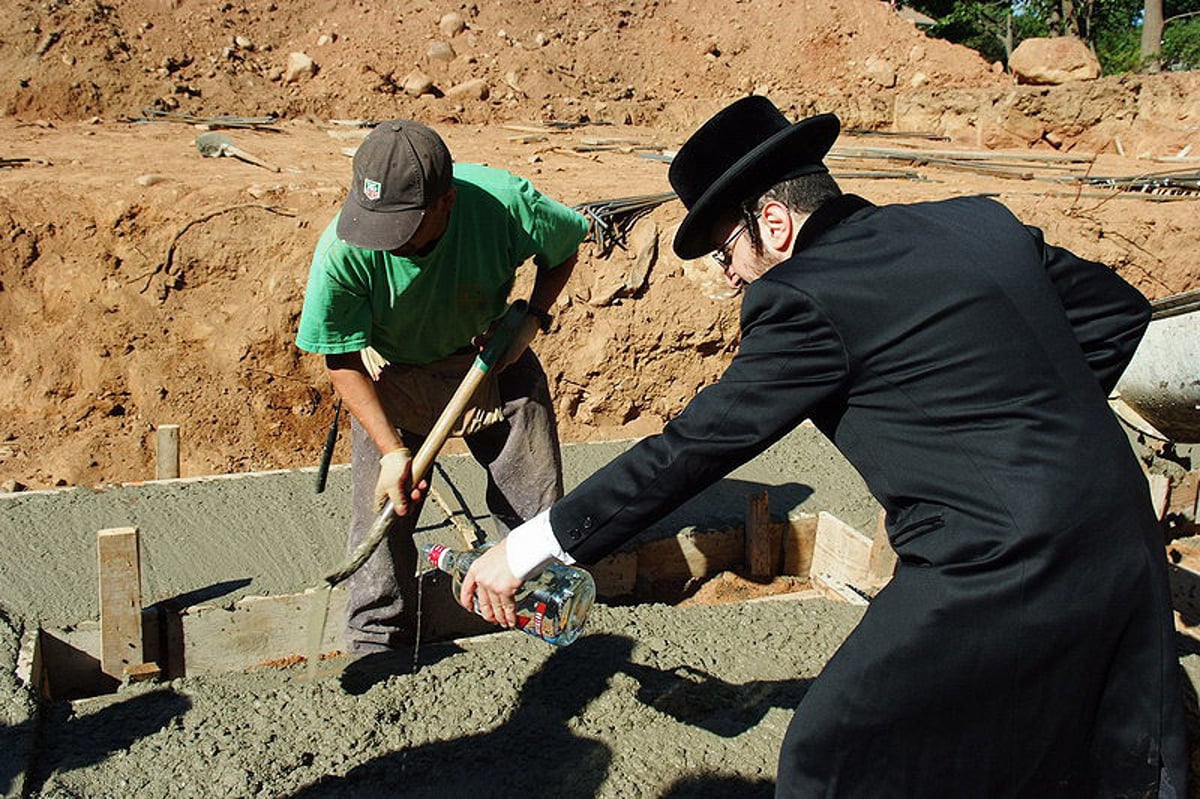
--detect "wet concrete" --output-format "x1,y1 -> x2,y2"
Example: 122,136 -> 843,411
0,424 -> 876,628
25,600 -> 866,798
0,425 -> 881,797
0,610 -> 35,798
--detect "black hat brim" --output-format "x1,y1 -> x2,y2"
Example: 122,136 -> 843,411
673,113 -> 840,260
336,201 -> 426,251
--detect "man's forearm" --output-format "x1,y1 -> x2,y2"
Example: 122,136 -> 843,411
326,353 -> 405,455
529,251 -> 577,313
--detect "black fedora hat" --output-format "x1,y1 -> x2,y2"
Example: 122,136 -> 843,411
668,97 -> 840,260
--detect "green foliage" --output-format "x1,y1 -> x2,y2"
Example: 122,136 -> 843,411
1094,22 -> 1143,71
918,0 -> 1046,64
905,0 -> 1200,74
1162,15 -> 1200,69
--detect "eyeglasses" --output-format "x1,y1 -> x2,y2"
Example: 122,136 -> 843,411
711,223 -> 748,268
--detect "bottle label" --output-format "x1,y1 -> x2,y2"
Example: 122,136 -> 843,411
516,600 -> 548,638
426,544 -> 450,571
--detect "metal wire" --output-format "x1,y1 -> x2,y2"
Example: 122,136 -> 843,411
573,192 -> 679,257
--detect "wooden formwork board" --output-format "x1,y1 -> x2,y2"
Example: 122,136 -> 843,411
810,512 -> 875,590
96,527 -> 144,679
634,526 -> 745,582
32,511 -> 890,692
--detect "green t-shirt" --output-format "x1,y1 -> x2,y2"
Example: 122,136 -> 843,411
296,163 -> 589,364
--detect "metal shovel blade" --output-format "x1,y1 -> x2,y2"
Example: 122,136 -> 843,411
194,131 -> 280,172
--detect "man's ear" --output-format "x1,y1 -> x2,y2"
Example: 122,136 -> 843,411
759,200 -> 796,256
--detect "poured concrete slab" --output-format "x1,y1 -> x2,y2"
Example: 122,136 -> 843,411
0,425 -> 876,628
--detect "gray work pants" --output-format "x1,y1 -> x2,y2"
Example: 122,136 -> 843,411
344,349 -> 563,653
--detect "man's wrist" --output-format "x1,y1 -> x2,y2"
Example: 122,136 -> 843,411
380,445 -> 410,459
528,306 -> 553,333
505,508 -> 573,580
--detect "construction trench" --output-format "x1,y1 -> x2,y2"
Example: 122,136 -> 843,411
2,407 -> 1200,796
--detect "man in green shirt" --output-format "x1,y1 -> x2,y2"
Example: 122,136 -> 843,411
297,119 -> 589,653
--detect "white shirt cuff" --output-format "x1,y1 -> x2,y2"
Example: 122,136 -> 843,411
504,508 -> 575,581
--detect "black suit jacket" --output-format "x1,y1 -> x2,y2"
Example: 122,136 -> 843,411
550,195 -> 1185,795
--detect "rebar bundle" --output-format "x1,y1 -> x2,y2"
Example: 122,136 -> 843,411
573,192 -> 679,257
1081,170 -> 1200,198
123,109 -> 281,130
1151,288 -> 1200,321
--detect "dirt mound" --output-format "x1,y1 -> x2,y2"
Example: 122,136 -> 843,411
0,0 -> 1197,491
2,0 -> 1000,125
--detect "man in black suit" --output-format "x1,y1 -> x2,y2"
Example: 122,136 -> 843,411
461,96 -> 1187,796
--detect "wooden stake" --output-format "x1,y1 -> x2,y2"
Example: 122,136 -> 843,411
156,424 -> 180,479
782,512 -> 817,577
97,527 -> 144,678
745,491 -> 779,579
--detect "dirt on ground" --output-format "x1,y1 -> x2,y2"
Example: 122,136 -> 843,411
0,0 -> 1196,492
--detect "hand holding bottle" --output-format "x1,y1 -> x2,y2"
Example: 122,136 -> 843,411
424,542 -> 595,647
461,538 -> 521,627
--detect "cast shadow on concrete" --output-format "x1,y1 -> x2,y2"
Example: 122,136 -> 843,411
659,773 -> 775,798
0,718 -> 35,798
337,641 -> 468,696
654,478 -> 814,536
148,578 -> 254,613
24,689 -> 192,795
289,633 -> 637,798
627,662 -> 813,738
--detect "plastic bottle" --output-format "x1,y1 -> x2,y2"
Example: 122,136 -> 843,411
423,542 -> 596,646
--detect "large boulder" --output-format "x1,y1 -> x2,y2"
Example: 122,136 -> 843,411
1009,37 -> 1101,85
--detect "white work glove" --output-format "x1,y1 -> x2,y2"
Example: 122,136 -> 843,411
374,448 -> 414,514
360,346 -> 390,381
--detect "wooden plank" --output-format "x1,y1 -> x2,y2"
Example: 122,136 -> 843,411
782,512 -> 817,576
156,424 -> 180,479
180,589 -> 348,675
1167,471 -> 1199,521
589,550 -> 637,599
123,662 -> 162,682
97,527 -> 144,678
809,512 -> 873,589
1148,473 -> 1170,521
635,526 -> 744,582
867,509 -> 898,589
745,491 -> 779,579
811,573 -> 869,606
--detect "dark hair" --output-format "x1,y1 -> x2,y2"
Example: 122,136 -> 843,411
739,172 -> 842,251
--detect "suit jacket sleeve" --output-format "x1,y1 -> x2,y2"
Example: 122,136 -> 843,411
550,280 -> 851,564
1027,225 -> 1151,395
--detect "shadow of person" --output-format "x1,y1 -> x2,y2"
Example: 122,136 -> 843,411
25,689 -> 192,794
290,633 -> 636,798
627,662 -> 814,738
659,772 -> 775,798
337,639 -> 468,696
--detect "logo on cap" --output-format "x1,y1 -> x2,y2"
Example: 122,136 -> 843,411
363,178 -> 382,201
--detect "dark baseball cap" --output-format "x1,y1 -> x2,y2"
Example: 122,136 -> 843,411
336,120 -> 454,251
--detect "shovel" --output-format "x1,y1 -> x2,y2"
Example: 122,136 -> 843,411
324,301 -> 532,587
194,131 -> 280,172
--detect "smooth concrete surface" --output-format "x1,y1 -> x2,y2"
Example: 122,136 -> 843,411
0,425 -> 877,627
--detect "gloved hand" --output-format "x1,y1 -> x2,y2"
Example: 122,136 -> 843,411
360,346 -> 390,381
374,448 -> 414,514
494,314 -> 540,372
